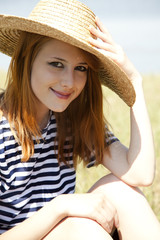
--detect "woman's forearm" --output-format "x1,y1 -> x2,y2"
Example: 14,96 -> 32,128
127,80 -> 155,185
0,195 -> 67,240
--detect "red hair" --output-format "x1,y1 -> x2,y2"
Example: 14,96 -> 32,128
0,32 -> 110,165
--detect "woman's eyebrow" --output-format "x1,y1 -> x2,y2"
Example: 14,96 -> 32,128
51,57 -> 88,65
50,57 -> 67,62
78,62 -> 88,65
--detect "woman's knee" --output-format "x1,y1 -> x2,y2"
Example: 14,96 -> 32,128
89,173 -> 145,207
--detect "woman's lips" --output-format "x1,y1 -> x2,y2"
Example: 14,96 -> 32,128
50,88 -> 72,99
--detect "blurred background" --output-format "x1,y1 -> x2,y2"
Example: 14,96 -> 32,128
0,0 -> 160,74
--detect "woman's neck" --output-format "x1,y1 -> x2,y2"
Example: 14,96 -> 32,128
36,109 -> 51,130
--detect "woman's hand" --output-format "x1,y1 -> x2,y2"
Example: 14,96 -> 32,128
60,192 -> 119,233
89,16 -> 142,86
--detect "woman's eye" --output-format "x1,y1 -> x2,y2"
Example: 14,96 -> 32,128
48,62 -> 63,68
75,66 -> 88,72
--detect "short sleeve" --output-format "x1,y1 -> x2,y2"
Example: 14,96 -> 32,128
105,127 -> 119,146
87,126 -> 119,168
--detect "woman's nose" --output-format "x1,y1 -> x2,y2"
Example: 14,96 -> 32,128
60,69 -> 74,88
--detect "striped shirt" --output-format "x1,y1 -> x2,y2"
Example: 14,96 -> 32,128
0,112 -> 118,234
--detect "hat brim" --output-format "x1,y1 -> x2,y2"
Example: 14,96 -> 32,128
0,14 -> 136,106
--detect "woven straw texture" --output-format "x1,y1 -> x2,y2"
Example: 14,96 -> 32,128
0,0 -> 136,106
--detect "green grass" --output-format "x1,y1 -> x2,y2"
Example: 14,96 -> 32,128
1,70 -> 160,220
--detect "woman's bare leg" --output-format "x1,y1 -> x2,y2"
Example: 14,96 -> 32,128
43,173 -> 160,240
89,173 -> 160,240
43,217 -> 113,240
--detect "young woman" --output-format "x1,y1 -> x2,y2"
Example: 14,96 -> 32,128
0,0 -> 160,239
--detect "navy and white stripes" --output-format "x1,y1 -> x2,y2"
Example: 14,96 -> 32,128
0,113 -> 77,234
0,112 -> 118,234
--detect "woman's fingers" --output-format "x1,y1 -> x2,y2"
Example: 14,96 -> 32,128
88,36 -> 115,53
89,16 -> 123,59
89,25 -> 112,45
89,17 -> 131,71
64,192 -> 118,233
94,211 -> 113,233
92,193 -> 119,233
95,16 -> 113,43
89,35 -> 125,65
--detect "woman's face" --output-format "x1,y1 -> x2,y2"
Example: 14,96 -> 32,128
31,39 -> 88,116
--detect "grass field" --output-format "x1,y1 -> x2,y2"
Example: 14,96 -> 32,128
1,70 -> 160,220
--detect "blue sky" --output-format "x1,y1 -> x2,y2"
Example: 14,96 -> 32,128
0,0 -> 160,74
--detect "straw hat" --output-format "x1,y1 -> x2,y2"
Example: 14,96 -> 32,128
0,0 -> 135,106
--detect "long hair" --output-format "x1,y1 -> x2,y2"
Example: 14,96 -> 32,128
0,32 -> 51,161
0,32 -> 110,165
55,52 -> 110,167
